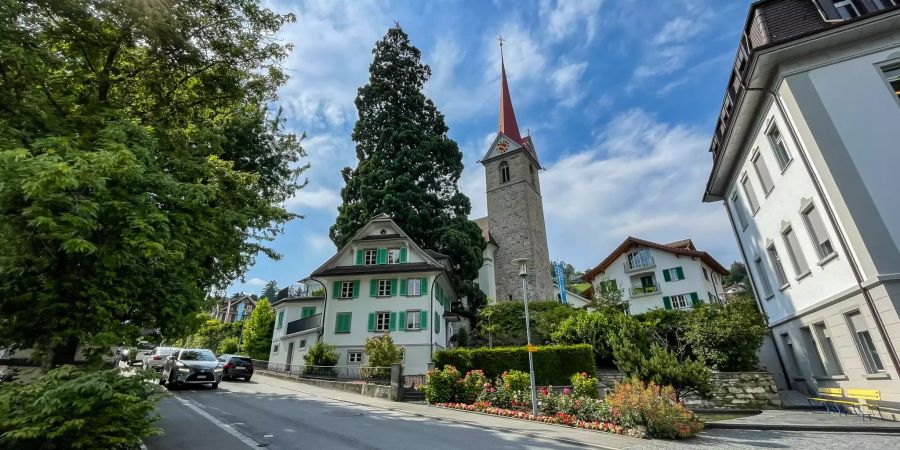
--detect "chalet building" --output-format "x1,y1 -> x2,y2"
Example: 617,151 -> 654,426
211,294 -> 256,323
268,214 -> 459,375
583,237 -> 728,315
704,0 -> 900,402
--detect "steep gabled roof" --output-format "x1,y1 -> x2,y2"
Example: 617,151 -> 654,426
583,236 -> 729,281
473,216 -> 499,247
498,45 -> 522,144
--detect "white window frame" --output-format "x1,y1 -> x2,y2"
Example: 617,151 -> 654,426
754,255 -> 775,299
812,322 -> 844,376
375,311 -> 390,332
406,310 -> 421,330
299,339 -> 307,349
339,281 -> 354,299
407,278 -> 421,296
377,279 -> 391,297
731,191 -> 749,230
767,244 -> 789,288
833,0 -> 861,20
845,311 -> 885,374
670,294 -> 689,309
347,351 -> 363,363
364,249 -> 377,265
781,226 -> 810,278
766,122 -> 792,171
272,344 -> 279,354
741,174 -> 760,213
752,151 -> 775,194
702,267 -> 710,281
388,248 -> 401,264
801,203 -> 835,261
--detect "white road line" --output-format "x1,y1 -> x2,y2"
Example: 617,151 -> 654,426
174,396 -> 261,449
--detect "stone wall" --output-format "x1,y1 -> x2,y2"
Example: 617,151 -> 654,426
596,370 -> 781,409
258,369 -> 392,400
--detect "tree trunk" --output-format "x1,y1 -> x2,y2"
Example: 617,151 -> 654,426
49,336 -> 79,370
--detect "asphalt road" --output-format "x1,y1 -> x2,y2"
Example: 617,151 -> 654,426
144,377 -> 584,450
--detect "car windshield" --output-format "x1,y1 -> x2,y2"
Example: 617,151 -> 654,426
138,342 -> 155,350
179,350 -> 216,361
229,357 -> 252,364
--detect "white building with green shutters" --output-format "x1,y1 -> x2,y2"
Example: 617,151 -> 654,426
267,214 -> 459,375
582,237 -> 728,315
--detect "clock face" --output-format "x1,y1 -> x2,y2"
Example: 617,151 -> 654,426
497,140 -> 509,154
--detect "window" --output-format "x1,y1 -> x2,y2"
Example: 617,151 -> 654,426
335,312 -> 352,334
375,312 -> 390,332
882,64 -> 900,101
406,310 -> 421,330
873,0 -> 898,10
348,351 -> 363,363
731,191 -> 749,229
626,249 -> 653,270
846,312 -> 885,373
364,249 -> 377,265
752,151 -> 775,194
388,248 -> 401,264
499,162 -> 510,183
741,175 -> 760,213
301,307 -> 316,318
529,164 -> 536,185
272,344 -> 279,354
800,327 -> 826,376
782,227 -> 810,277
299,339 -> 307,349
599,279 -> 618,292
702,267 -> 710,281
663,267 -> 685,282
708,292 -> 715,303
276,310 -> 285,329
767,244 -> 789,287
833,0 -> 862,19
802,204 -> 835,260
766,123 -> 792,170
339,281 -> 353,299
670,294 -> 689,309
407,278 -> 421,296
812,322 -> 844,375
377,279 -> 391,297
754,256 -> 775,298
781,333 -> 802,377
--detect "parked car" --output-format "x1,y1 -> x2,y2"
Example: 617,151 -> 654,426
217,354 -> 254,381
142,347 -> 180,371
122,341 -> 156,366
160,348 -> 223,389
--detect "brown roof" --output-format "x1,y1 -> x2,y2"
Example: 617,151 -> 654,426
473,216 -> 498,246
312,262 -> 441,277
583,236 -> 729,281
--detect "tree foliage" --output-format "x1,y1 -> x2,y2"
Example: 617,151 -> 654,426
724,261 -> 749,287
176,318 -> 242,352
329,26 -> 486,318
475,300 -> 577,346
0,0 -> 306,367
261,281 -> 279,303
241,299 -> 275,360
304,341 -> 339,367
363,333 -> 403,368
551,310 -> 618,367
683,293 -> 767,371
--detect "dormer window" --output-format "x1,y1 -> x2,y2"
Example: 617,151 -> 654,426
832,0 -> 861,19
499,162 -> 510,183
364,249 -> 377,265
388,248 -> 402,264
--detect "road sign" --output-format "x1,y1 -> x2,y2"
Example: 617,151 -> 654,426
236,303 -> 245,321
527,344 -> 538,353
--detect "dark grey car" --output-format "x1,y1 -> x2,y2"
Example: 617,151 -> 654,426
159,349 -> 223,389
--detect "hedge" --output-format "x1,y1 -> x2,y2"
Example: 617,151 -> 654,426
432,344 -> 595,386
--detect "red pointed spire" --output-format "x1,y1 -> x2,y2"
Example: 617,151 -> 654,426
498,38 -> 523,144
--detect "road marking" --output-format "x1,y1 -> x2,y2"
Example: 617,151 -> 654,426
174,396 -> 261,449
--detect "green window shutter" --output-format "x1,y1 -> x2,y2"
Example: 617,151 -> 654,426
352,280 -> 360,298
367,313 -> 376,332
676,267 -> 685,280
301,307 -> 315,318
333,281 -> 341,297
344,313 -> 352,332
370,279 -> 377,297
690,292 -> 700,306
376,248 -> 387,264
399,279 -> 407,296
277,310 -> 284,329
398,311 -> 407,331
356,249 -> 364,265
420,278 -> 428,295
663,270 -> 671,282
663,296 -> 672,310
399,247 -> 408,263
335,313 -> 351,333
390,278 -> 398,296
420,310 -> 428,330
389,312 -> 397,331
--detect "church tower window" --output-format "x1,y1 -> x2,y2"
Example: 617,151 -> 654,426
499,162 -> 510,184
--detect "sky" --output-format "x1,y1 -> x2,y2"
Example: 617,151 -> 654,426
230,0 -> 750,295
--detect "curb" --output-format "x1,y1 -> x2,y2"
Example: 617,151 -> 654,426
706,421 -> 900,433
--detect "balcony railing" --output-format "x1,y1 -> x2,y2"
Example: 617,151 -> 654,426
624,255 -> 655,273
630,283 -> 661,297
285,313 -> 322,335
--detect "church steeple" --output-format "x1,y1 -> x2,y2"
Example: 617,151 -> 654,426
498,37 -> 523,144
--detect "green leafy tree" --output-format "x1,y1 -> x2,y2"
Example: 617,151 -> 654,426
724,261 -> 749,287
304,341 -> 339,366
241,299 -> 275,360
218,337 -> 240,355
551,310 -> 617,367
364,334 -> 403,367
0,0 -> 306,368
329,26 -> 486,320
261,281 -> 279,303
684,293 -> 767,371
550,260 -> 583,289
177,318 -> 242,351
473,300 -> 576,346
586,283 -> 629,312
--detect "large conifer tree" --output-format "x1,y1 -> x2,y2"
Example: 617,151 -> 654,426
330,26 -> 486,316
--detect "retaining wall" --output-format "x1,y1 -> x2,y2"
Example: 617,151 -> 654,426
597,370 -> 781,409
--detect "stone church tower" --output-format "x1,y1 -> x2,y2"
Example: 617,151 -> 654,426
478,47 -> 554,303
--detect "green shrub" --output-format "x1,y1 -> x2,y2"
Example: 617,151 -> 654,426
501,369 -> 531,395
432,344 -> 595,385
570,372 -> 599,399
475,301 -> 577,346
423,365 -> 461,404
551,310 -> 618,367
683,294 -> 767,371
304,341 -> 339,366
460,370 -> 489,404
605,378 -> 704,439
363,333 -> 403,367
218,337 -> 240,355
0,366 -> 166,449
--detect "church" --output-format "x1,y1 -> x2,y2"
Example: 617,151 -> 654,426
474,47 -> 555,303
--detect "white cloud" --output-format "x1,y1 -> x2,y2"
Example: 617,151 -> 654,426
539,0 -> 604,43
550,61 -> 588,107
652,17 -> 702,45
283,187 -> 341,212
306,233 -> 336,253
246,278 -> 267,286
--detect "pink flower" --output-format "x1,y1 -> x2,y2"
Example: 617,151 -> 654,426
563,387 -> 571,395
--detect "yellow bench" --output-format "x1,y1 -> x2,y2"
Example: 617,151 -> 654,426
807,387 -> 845,414
809,387 -> 900,421
846,389 -> 900,421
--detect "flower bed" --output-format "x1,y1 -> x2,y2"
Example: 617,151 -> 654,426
435,402 -> 628,435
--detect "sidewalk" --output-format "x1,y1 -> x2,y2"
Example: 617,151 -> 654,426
254,372 -> 646,449
707,409 -> 900,432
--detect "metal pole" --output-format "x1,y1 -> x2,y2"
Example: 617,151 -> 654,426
522,276 -> 538,417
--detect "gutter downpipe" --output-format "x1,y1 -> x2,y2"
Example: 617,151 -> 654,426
744,85 -> 900,375
724,201 -> 792,390
307,277 -> 328,340
429,274 -> 441,361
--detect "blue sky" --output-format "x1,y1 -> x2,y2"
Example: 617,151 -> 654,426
230,0 -> 750,295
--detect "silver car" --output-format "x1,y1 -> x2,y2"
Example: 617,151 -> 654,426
142,346 -> 180,371
160,348 -> 223,389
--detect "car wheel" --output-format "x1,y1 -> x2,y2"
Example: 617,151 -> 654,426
244,376 -> 251,382
166,372 -> 178,390
211,382 -> 219,389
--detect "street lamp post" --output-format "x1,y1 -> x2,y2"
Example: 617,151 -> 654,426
513,258 -> 539,417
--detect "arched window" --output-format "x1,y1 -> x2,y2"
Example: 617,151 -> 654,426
529,164 -> 535,185
499,162 -> 510,184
